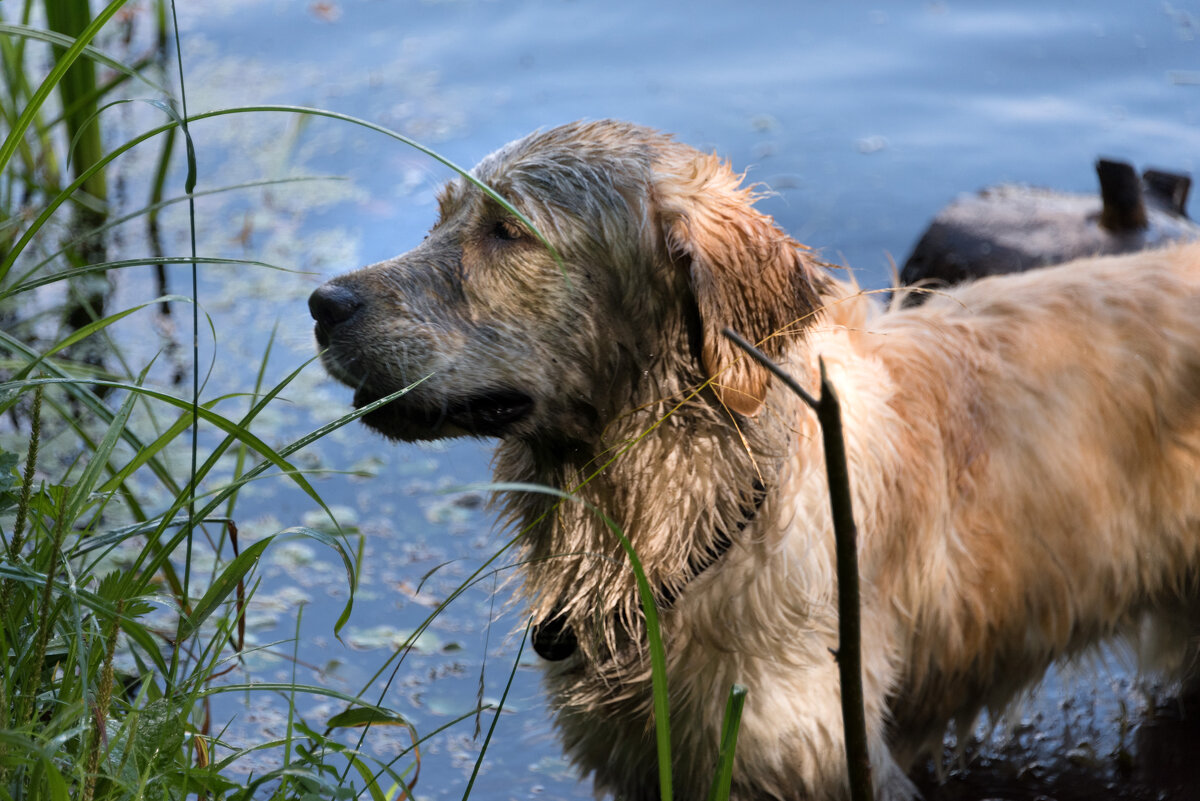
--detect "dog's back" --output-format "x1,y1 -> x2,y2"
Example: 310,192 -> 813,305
859,244 -> 1200,760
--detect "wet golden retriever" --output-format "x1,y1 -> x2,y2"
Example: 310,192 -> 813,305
309,120 -> 1200,800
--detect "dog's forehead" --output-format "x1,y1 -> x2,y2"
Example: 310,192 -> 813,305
469,122 -> 665,193
431,121 -> 689,236
486,121 -> 663,168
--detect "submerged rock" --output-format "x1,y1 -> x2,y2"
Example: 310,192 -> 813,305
900,160 -> 1198,301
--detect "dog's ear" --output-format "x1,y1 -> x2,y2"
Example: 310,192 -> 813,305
653,149 -> 827,415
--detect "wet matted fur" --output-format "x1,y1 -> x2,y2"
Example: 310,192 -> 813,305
309,120 -> 1200,800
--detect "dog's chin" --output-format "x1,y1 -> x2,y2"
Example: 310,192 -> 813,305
353,386 -> 535,441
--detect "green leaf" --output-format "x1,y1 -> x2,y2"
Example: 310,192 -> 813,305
132,698 -> 186,769
341,750 -> 392,801
63,366 -> 146,525
274,526 -> 358,638
325,706 -> 411,729
42,759 -> 70,801
92,570 -> 157,619
177,536 -> 272,641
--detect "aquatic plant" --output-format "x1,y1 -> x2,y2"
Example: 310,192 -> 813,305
0,2 -> 413,798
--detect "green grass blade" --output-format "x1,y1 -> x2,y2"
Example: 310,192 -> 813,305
291,717 -> 416,800
273,526 -> 358,639
120,379 -> 423,604
706,684 -> 747,801
0,0 -> 126,178
223,325 -> 277,525
342,752 -> 390,801
196,682 -> 409,712
93,407 -> 202,497
62,368 -> 146,525
189,104 -> 565,274
0,22 -> 169,95
2,375 -> 329,516
44,0 -> 107,210
0,116 -> 178,282
461,620 -> 529,801
12,175 -> 337,286
0,733 -> 70,801
6,255 -> 293,298
7,294 -> 186,378
175,537 -> 271,641
2,101 -> 557,284
481,481 -> 674,801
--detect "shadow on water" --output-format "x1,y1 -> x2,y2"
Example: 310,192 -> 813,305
911,680 -> 1200,800
918,706 -> 1200,801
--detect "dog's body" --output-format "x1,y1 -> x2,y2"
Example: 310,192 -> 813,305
310,120 -> 1200,800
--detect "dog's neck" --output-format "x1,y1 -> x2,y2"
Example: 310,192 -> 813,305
493,350 -> 795,664
529,474 -> 769,660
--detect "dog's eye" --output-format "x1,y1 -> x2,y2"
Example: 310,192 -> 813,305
492,219 -> 525,242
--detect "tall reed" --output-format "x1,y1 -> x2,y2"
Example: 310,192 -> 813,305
45,0 -> 110,331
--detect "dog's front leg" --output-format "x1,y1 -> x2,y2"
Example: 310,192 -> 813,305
872,749 -> 920,801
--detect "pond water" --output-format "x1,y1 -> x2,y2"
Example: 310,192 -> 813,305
71,1 -> 1200,799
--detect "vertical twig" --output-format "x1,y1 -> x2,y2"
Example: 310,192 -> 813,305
167,0 -> 201,690
815,359 -> 874,801
722,329 -> 874,801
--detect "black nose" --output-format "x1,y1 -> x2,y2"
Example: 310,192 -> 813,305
308,283 -> 363,330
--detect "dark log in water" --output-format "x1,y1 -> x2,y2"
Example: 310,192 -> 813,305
899,160 -> 1199,304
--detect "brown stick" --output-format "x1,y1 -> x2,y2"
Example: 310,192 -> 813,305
722,329 -> 874,801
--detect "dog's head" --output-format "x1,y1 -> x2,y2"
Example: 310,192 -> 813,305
309,120 -> 828,442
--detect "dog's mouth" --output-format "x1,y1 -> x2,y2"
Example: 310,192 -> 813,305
353,385 -> 535,440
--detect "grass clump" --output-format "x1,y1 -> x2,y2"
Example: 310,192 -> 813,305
0,2 -> 421,798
